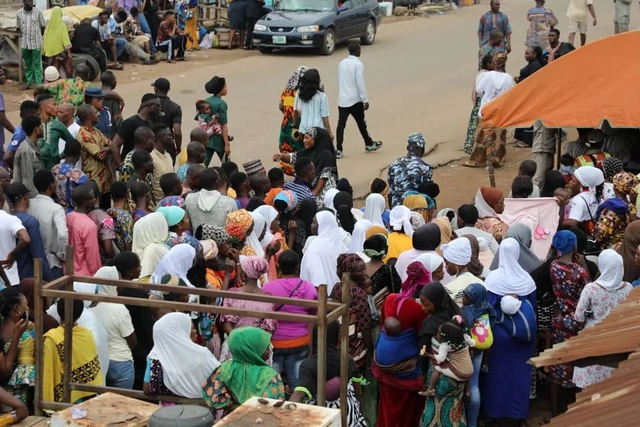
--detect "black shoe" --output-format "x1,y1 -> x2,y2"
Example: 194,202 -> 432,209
366,141 -> 383,152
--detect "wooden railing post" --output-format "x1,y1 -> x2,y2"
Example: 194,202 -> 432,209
339,273 -> 350,427
62,247 -> 75,404
316,285 -> 328,406
33,259 -> 43,416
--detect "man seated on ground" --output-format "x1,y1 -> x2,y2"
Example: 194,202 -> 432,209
116,9 -> 152,55
156,11 -> 186,63
111,10 -> 156,65
72,18 -> 108,73
129,7 -> 156,53
92,11 -> 124,69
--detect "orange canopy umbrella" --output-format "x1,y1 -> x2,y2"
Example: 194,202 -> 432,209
481,31 -> 640,129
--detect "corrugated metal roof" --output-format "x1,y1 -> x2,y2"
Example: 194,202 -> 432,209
529,287 -> 640,426
531,287 -> 640,368
548,354 -> 640,427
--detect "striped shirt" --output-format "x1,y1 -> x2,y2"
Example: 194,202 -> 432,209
16,7 -> 45,50
283,178 -> 315,202
294,90 -> 329,134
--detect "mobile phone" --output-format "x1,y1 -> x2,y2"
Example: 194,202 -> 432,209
21,311 -> 27,321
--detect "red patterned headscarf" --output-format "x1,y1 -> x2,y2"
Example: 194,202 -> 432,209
336,253 -> 363,278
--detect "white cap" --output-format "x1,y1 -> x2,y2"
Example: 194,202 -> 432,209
44,66 -> 60,82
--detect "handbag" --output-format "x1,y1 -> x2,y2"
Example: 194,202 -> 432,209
581,196 -> 602,256
469,313 -> 493,350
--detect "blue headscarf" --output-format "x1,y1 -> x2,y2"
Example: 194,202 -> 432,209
552,230 -> 577,255
462,283 -> 496,327
595,197 -> 629,219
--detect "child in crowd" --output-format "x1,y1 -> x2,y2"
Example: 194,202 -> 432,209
229,172 -> 250,209
157,173 -> 184,208
419,182 -> 441,210
511,175 -> 534,199
560,154 -> 575,185
130,181 -> 151,222
107,181 -> 134,253
420,318 -> 474,397
462,283 -> 495,375
265,168 -> 284,205
221,162 -> 238,198
195,100 -> 222,136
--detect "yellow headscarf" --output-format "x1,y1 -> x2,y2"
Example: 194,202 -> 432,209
42,7 -> 72,57
403,194 -> 430,222
365,225 -> 388,240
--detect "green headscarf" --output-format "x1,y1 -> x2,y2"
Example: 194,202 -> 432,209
218,327 -> 279,404
42,7 -> 72,57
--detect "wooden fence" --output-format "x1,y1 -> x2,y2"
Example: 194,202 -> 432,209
32,250 -> 351,426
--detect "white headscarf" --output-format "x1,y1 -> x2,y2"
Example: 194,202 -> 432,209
324,188 -> 340,212
349,219 -> 373,254
94,266 -> 120,297
151,244 -> 196,287
247,212 -> 266,257
595,249 -> 625,291
485,238 -> 536,296
474,189 -> 498,218
300,211 -> 348,293
254,205 -> 279,248
147,312 -> 220,398
389,205 -> 414,237
437,208 -> 458,231
363,193 -> 386,227
416,252 -> 444,275
132,213 -> 170,278
442,238 -> 472,266
574,166 -> 605,192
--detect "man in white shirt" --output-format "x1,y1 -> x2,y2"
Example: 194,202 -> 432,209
0,187 -> 31,286
28,170 -> 68,279
336,41 -> 381,159
456,204 -> 500,255
58,104 -> 81,168
566,0 -> 596,46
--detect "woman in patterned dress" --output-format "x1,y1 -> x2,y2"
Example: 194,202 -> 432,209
0,288 -> 33,405
573,250 -> 632,389
464,54 -> 494,154
278,66 -> 308,175
548,230 -> 590,417
202,327 -> 285,419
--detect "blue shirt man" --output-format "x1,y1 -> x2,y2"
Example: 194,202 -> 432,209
84,87 -> 114,138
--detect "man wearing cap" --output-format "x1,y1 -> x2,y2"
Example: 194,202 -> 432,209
151,78 -> 182,163
110,94 -> 159,168
85,87 -> 115,139
43,66 -> 60,85
387,133 -> 434,207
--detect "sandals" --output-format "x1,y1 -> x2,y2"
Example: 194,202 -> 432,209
107,63 -> 124,70
462,160 -> 482,168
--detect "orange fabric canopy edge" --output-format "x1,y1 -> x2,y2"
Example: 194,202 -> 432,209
481,31 -> 640,129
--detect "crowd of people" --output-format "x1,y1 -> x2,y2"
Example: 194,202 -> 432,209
0,0 -> 638,426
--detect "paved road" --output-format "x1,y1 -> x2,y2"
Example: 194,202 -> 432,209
16,0 -> 622,198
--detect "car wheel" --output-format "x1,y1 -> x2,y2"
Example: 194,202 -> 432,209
72,53 -> 100,81
320,28 -> 336,55
258,47 -> 273,54
361,19 -> 376,45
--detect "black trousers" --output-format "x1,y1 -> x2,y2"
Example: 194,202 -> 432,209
245,18 -> 258,47
336,102 -> 373,151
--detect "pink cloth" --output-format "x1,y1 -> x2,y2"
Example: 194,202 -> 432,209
66,212 -> 102,277
220,288 -> 278,333
395,249 -> 431,282
499,197 -> 560,260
